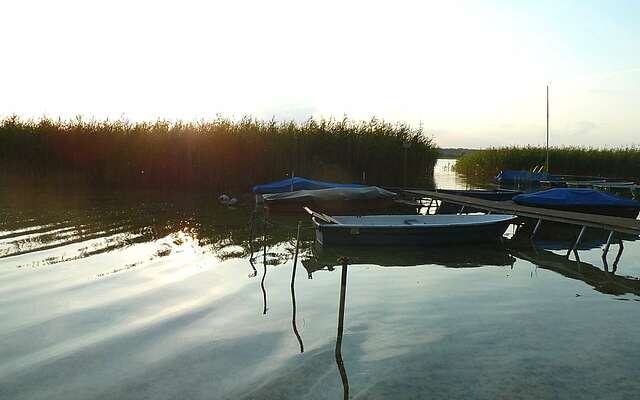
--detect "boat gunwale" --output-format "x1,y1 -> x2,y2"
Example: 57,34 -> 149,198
313,214 -> 517,229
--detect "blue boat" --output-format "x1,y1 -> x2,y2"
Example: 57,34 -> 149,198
494,170 -> 561,184
253,177 -> 365,194
310,213 -> 517,246
513,188 -> 640,219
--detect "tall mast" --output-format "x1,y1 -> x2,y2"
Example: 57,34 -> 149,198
545,85 -> 549,174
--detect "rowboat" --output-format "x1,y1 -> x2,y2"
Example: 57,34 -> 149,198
513,188 -> 640,219
307,209 -> 517,246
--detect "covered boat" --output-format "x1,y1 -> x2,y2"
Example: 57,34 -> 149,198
253,177 -> 365,194
264,186 -> 400,214
310,213 -> 517,246
513,188 -> 640,218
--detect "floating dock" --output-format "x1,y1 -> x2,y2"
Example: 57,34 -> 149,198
403,190 -> 640,257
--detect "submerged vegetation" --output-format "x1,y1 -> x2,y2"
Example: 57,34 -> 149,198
455,146 -> 640,180
0,116 -> 438,191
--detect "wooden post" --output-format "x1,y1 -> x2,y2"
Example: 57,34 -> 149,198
335,256 -> 350,400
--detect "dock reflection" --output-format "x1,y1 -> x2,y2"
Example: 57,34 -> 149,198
510,244 -> 640,297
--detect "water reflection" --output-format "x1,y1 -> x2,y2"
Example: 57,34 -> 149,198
303,243 -> 516,276
509,242 -> 640,297
290,222 -> 304,353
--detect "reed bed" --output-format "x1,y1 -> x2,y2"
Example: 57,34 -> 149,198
455,146 -> 640,180
0,116 -> 438,191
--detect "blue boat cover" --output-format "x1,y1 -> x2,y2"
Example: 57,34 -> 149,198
513,188 -> 640,207
494,170 -> 561,183
253,177 -> 366,194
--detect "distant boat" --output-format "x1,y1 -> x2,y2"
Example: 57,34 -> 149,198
308,211 -> 517,246
435,188 -> 523,214
494,170 -> 561,184
263,186 -> 406,214
436,188 -> 523,201
513,188 -> 640,219
253,177 -> 365,194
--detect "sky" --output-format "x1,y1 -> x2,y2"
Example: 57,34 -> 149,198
2,0 -> 639,148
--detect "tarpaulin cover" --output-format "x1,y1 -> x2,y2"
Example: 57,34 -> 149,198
253,177 -> 366,194
494,170 -> 561,183
513,188 -> 640,208
263,186 -> 396,203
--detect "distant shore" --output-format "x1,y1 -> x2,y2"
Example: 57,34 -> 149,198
454,146 -> 640,180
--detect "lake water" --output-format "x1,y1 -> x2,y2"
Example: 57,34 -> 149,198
1,159 -> 640,400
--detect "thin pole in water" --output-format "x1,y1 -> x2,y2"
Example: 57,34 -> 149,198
545,85 -> 550,174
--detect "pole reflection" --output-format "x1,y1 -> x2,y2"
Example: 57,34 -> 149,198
261,216 -> 268,315
290,222 -> 304,353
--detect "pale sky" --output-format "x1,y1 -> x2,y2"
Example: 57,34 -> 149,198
2,0 -> 639,148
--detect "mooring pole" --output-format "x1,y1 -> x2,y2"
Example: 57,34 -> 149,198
335,256 -> 350,400
545,84 -> 550,174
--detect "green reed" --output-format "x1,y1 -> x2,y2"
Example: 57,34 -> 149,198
0,116 -> 438,191
455,146 -> 640,180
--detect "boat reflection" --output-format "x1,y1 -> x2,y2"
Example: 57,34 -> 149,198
302,243 -> 516,277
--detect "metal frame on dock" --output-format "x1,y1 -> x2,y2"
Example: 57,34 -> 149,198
403,190 -> 640,261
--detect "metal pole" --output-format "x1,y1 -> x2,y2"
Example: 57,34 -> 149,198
567,225 -> 587,258
531,218 -> 543,239
546,85 -> 550,174
403,146 -> 408,187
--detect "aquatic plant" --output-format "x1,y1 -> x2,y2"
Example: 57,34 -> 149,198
454,146 -> 640,180
0,116 -> 438,191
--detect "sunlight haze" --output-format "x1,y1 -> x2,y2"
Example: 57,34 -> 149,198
2,0 -> 639,147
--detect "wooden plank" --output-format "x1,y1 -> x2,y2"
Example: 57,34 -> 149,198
404,190 -> 640,236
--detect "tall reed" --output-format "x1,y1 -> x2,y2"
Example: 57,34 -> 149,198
455,146 -> 640,180
0,116 -> 438,191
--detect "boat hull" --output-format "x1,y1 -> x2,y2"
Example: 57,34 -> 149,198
315,216 -> 515,246
266,199 -> 415,215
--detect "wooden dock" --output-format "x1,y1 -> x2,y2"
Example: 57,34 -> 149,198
403,190 -> 640,236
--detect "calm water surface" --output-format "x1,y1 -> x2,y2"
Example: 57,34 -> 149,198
1,160 -> 640,399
